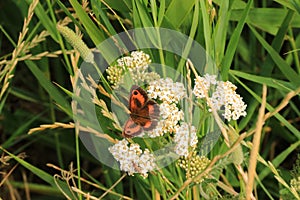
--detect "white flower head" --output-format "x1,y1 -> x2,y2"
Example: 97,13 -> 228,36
108,139 -> 157,177
146,79 -> 186,138
210,81 -> 247,121
148,78 -> 187,104
174,123 -> 198,157
106,51 -> 159,88
193,74 -> 217,98
193,74 -> 247,121
147,102 -> 184,137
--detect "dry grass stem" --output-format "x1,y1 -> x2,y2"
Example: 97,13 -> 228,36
216,179 -> 239,196
98,173 -> 127,199
47,164 -> 132,200
264,86 -> 300,120
0,0 -> 43,100
267,161 -> 300,199
21,170 -> 30,200
0,164 -> 19,187
27,122 -> 75,134
71,187 -> 99,200
27,121 -> 117,143
100,0 -> 132,34
246,84 -> 267,200
170,131 -> 248,199
87,75 -> 128,112
187,59 -> 230,146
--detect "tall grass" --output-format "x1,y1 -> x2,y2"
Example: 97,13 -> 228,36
0,0 -> 300,199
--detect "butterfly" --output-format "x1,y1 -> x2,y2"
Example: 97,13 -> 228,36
122,85 -> 160,138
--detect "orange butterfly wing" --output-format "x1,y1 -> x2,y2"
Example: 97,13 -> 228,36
122,86 -> 160,138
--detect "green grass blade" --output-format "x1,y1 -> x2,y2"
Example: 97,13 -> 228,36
213,0 -> 230,66
0,147 -> 73,198
261,10 -> 295,75
258,140 -> 300,181
275,0 -> 300,13
25,60 -> 72,117
221,0 -> 252,79
163,0 -> 195,29
1,113 -> 44,148
230,70 -> 298,92
104,0 -> 132,12
200,0 -> 212,54
134,0 -> 154,27
25,0 -> 58,42
232,74 -> 300,140
249,25 -> 300,86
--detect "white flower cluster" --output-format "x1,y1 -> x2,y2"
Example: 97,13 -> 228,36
146,78 -> 186,137
108,139 -> 156,177
148,78 -> 187,104
106,51 -> 160,88
291,176 -> 300,192
174,123 -> 198,157
117,51 -> 150,71
193,74 -> 217,98
147,102 -> 184,137
193,74 -> 247,121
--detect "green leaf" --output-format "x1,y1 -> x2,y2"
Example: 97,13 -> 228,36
232,74 -> 300,140
221,0 -> 252,79
258,140 -> 300,181
104,0 -> 132,12
25,60 -> 72,117
261,10 -> 295,75
0,147 -> 73,198
230,70 -> 298,93
213,0 -> 230,66
25,0 -> 59,42
162,0 -> 195,29
1,113 -> 44,148
230,8 -> 300,35
249,25 -> 300,86
133,0 -> 154,27
275,0 -> 300,13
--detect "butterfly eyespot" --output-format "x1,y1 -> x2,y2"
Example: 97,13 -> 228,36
133,90 -> 139,95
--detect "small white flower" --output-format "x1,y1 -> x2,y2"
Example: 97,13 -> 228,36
210,81 -> 247,121
147,102 -> 184,137
193,74 -> 217,99
193,74 -> 247,121
131,51 -> 151,68
148,78 -> 187,104
107,51 -> 159,88
117,56 -> 134,68
108,139 -> 157,177
174,123 -> 198,157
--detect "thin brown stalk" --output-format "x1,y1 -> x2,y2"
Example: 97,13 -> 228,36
71,187 -> 99,200
0,0 -> 39,100
170,131 -> 248,200
98,173 -> 127,199
0,164 -> 19,187
187,59 -> 230,146
5,179 -> 17,200
47,163 -> 132,200
21,170 -> 30,200
264,86 -> 300,120
216,179 -> 239,196
100,0 -> 132,33
246,84 -> 267,200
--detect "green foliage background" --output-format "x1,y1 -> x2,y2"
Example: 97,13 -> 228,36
0,0 -> 300,199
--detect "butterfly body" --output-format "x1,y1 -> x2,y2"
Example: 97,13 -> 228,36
123,86 -> 160,138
